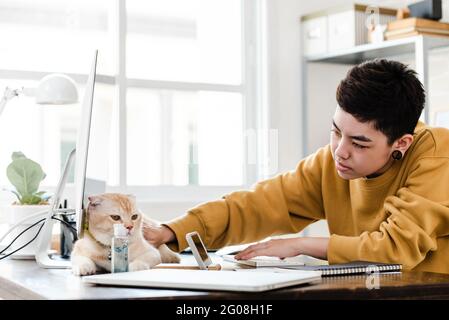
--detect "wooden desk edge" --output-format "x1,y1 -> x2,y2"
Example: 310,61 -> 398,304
0,276 -> 46,300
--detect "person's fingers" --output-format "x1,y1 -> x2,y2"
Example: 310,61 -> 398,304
238,247 -> 271,260
235,240 -> 281,259
236,244 -> 271,260
235,243 -> 262,259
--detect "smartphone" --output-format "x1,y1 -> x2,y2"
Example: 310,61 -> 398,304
185,231 -> 213,270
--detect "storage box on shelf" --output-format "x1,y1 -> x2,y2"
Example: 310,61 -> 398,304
301,4 -> 397,56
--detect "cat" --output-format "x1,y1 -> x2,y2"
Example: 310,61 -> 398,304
71,193 -> 180,276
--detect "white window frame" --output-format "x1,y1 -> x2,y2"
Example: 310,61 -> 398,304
0,0 -> 269,203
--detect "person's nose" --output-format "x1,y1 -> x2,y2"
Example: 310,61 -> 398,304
335,139 -> 350,160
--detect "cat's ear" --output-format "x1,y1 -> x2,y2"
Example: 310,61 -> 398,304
88,195 -> 103,207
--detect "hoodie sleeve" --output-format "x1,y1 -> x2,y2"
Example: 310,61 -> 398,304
165,147 -> 329,252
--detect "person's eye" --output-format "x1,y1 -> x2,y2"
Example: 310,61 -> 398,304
353,142 -> 368,149
131,214 -> 139,220
110,215 -> 121,221
331,129 -> 341,137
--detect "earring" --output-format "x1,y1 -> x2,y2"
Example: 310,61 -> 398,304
391,150 -> 403,160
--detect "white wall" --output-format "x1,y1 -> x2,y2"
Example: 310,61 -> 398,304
264,0 -> 362,172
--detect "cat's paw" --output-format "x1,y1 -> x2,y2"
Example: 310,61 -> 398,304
72,257 -> 97,276
129,260 -> 151,272
162,251 -> 181,263
159,244 -> 181,263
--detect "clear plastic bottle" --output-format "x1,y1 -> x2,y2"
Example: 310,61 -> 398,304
111,224 -> 129,273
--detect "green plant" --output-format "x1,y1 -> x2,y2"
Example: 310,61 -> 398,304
6,152 -> 50,205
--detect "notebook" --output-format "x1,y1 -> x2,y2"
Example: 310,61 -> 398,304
82,268 -> 322,292
222,254 -> 325,268
282,261 -> 402,277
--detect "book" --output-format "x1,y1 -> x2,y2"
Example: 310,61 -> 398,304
282,261 -> 402,277
386,27 -> 449,37
387,18 -> 449,32
222,254 -> 327,268
385,30 -> 449,40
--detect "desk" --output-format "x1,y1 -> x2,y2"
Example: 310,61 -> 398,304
2,255 -> 449,300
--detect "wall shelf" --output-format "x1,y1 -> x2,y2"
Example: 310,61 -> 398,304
305,35 -> 449,64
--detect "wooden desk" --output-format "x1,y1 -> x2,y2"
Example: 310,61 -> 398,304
2,255 -> 449,300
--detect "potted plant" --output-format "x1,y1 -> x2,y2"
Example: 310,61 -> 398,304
2,152 -> 51,256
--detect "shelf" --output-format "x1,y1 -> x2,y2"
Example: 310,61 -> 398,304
304,35 -> 449,64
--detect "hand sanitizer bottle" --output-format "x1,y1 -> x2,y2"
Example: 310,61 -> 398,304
111,223 -> 129,273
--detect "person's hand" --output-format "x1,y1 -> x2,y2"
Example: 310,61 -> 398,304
234,237 -> 329,261
234,238 -> 302,260
143,224 -> 175,247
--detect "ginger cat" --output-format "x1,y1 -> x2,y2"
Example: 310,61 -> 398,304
71,193 -> 179,276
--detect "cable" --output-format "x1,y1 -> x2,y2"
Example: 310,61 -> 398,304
51,216 -> 77,234
0,218 -> 45,260
0,209 -> 48,244
51,216 -> 78,242
0,208 -> 75,245
0,214 -> 79,260
0,218 -> 45,255
0,205 -> 79,260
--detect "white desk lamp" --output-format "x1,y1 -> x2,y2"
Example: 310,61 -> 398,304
0,73 -> 78,116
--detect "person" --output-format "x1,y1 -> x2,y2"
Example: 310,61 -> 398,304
144,59 -> 449,274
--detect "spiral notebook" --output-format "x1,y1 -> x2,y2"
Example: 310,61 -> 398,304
282,261 -> 402,277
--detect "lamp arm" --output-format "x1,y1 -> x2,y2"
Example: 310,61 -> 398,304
0,87 -> 21,116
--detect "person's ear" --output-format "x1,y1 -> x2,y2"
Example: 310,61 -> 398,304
393,133 -> 414,155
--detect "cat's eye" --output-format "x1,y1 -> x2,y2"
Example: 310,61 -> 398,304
110,215 -> 121,221
131,214 -> 139,220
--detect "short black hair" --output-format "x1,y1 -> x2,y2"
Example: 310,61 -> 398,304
336,59 -> 425,145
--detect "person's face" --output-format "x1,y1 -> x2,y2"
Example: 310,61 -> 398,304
330,107 -> 395,180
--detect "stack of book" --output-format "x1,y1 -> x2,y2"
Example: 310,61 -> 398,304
385,17 -> 449,40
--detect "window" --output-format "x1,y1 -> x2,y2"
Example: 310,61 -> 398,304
126,0 -> 241,84
0,0 -> 113,189
125,0 -> 246,187
0,0 -> 263,200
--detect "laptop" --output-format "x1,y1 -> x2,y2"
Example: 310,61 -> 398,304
82,268 -> 321,292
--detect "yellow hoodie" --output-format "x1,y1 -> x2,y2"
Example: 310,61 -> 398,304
166,123 -> 449,274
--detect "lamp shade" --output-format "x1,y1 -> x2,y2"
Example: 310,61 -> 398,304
35,74 -> 78,105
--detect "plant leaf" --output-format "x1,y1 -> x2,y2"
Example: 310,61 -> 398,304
6,155 -> 45,198
11,151 -> 26,161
